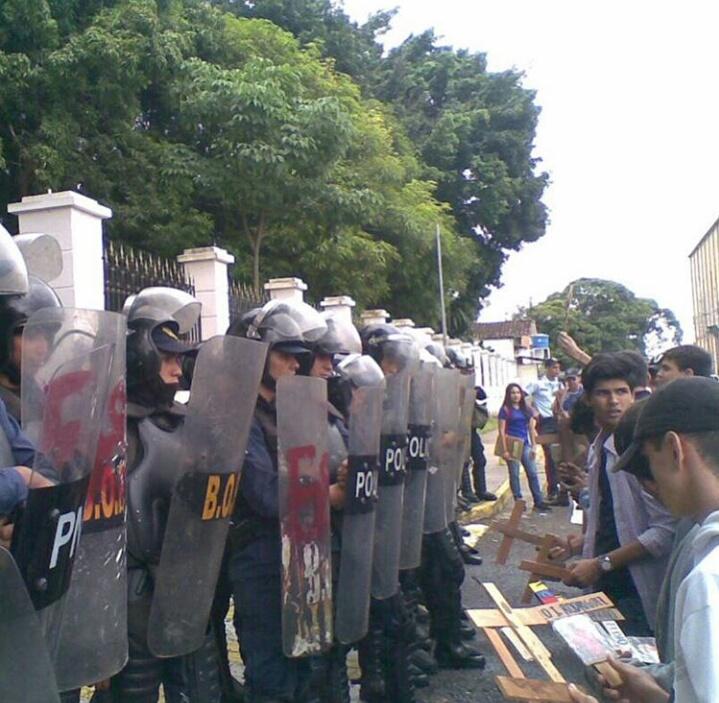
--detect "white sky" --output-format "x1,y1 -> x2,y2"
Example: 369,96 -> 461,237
342,0 -> 719,342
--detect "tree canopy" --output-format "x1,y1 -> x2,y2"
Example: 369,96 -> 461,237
0,0 -> 548,335
527,278 -> 682,364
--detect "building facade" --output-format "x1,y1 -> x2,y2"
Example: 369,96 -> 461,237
690,217 -> 719,366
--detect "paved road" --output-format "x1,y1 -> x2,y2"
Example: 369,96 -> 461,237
417,502 -> 593,703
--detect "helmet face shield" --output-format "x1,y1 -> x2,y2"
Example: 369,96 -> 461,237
0,225 -> 29,296
248,300 -> 327,347
320,312 -> 362,356
336,354 -> 386,389
379,334 -> 419,375
125,287 -> 202,333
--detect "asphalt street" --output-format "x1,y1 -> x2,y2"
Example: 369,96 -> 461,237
416,501 -> 593,703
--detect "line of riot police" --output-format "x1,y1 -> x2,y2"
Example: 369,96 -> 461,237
0,223 -> 486,703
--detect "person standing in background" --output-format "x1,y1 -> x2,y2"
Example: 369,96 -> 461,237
526,359 -> 564,505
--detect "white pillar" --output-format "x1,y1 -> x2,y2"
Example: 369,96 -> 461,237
264,277 -> 307,302
415,327 -> 435,338
320,295 -> 356,325
392,318 -> 415,330
177,246 -> 234,339
360,309 -> 389,327
8,191 -> 110,309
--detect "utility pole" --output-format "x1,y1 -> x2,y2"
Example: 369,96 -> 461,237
436,223 -> 448,347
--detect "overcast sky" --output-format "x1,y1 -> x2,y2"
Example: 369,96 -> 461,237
342,0 -> 719,342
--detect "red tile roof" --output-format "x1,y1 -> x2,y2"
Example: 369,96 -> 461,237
473,319 -> 536,340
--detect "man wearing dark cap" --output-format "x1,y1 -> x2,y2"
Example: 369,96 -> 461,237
560,353 -> 675,635
584,377 -> 719,703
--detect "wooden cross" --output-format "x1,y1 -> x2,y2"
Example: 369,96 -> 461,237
492,500 -> 569,602
470,582 -> 622,702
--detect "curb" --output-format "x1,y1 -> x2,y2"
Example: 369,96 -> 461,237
458,479 -> 512,524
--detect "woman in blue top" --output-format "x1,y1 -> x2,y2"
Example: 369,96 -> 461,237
497,383 -> 550,512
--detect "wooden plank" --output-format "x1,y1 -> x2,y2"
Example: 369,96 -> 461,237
483,627 -> 525,679
496,676 -> 584,702
522,534 -> 565,604
496,501 -> 527,564
501,627 -> 534,662
468,591 -> 617,628
519,560 -> 573,582
483,583 -> 565,683
492,522 -> 547,548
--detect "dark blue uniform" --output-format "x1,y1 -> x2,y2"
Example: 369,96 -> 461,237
0,397 -> 40,515
229,397 -> 311,703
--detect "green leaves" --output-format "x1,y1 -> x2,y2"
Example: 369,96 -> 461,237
529,278 -> 683,363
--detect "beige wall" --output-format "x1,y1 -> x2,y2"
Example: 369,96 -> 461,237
690,219 -> 719,368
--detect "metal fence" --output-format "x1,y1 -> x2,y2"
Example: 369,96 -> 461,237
228,277 -> 268,326
103,238 -> 202,342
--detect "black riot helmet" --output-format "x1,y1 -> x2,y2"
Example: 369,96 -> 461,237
360,323 -> 418,374
328,353 -> 385,418
424,341 -> 449,368
0,224 -> 30,297
125,287 -> 198,407
0,275 -> 62,384
228,299 -> 327,385
447,346 -> 474,373
316,313 -> 362,358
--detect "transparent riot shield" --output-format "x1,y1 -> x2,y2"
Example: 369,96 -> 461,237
13,309 -> 114,672
423,368 -> 459,533
335,384 -> 384,645
148,335 -> 267,657
277,375 -> 332,657
399,364 -> 434,570
443,369 -> 464,524
54,312 -> 128,690
0,547 -> 60,703
372,364 -> 414,600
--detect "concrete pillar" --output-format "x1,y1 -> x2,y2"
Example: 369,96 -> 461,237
177,246 -> 234,339
415,327 -> 435,338
320,295 -> 356,325
360,309 -> 389,327
392,318 -> 415,330
8,191 -> 110,309
264,277 -> 307,302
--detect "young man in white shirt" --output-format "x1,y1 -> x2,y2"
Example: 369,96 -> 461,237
526,358 -> 563,502
571,376 -> 719,703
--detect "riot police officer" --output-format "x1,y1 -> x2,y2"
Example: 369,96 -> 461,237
226,300 -> 328,703
358,323 -> 420,703
110,288 -> 222,703
417,342 -> 486,670
0,275 -> 62,421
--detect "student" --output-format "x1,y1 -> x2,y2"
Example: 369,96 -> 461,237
498,383 -> 551,512
655,344 -> 713,386
573,376 -> 719,703
526,359 -> 563,501
561,353 -> 676,635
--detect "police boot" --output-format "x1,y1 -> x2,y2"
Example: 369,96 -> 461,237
460,464 -> 480,503
384,640 -> 416,703
358,622 -> 386,702
434,607 -> 486,672
326,647 -> 351,703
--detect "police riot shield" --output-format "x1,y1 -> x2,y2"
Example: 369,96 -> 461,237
335,384 -> 384,644
458,374 -> 475,471
277,374 -> 332,657
423,368 -> 459,533
14,309 -> 114,670
372,361 -> 415,600
443,370 -> 465,524
148,335 -> 267,657
399,364 -> 434,570
54,312 -> 128,690
0,547 -> 60,703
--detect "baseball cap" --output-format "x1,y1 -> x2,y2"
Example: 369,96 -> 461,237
613,377 -> 719,472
